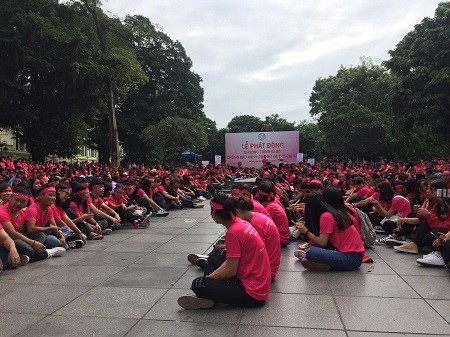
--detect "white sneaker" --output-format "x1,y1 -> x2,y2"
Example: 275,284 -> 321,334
376,235 -> 394,245
20,255 -> 30,266
416,252 -> 445,267
46,247 -> 67,258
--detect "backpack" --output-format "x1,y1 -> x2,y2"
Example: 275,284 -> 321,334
353,206 -> 376,247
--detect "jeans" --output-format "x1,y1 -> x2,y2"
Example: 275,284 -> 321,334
305,247 -> 363,271
0,246 -> 14,269
14,239 -> 48,262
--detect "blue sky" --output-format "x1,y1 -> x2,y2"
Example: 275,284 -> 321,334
102,0 -> 441,128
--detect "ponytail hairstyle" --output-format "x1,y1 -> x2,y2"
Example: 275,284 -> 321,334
257,180 -> 275,202
236,196 -> 254,211
210,193 -> 238,221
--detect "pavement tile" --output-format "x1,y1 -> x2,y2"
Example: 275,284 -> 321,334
182,227 -> 226,235
236,326 -> 346,337
0,313 -> 45,337
240,293 -> 343,329
32,265 -> 124,286
153,242 -> 212,254
402,275 -> 450,299
127,320 -> 236,337
144,289 -> 242,324
335,296 -> 450,334
271,271 -> 331,295
0,284 -> 90,314
100,265 -> 187,288
170,234 -> 223,244
73,251 -> 147,267
122,233 -> 175,243
347,333 -> 447,337
0,263 -> 62,284
427,299 -> 450,322
327,273 -> 419,298
38,250 -> 96,266
134,252 -> 193,268
54,287 -> 166,319
354,259 -> 396,275
103,241 -> 162,253
16,316 -> 138,337
145,227 -> 188,235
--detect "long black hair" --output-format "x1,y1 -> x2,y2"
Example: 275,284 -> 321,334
322,186 -> 354,218
377,181 -> 395,203
210,193 -> 238,221
304,192 -> 353,236
430,179 -> 448,219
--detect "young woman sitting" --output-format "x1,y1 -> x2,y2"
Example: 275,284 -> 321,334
178,193 -> 271,310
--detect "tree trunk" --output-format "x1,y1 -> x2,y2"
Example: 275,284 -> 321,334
108,79 -> 120,168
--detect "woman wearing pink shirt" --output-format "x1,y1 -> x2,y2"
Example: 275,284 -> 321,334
178,193 -> 271,310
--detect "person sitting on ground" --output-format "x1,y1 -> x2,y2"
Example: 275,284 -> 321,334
105,183 -> 146,227
0,221 -> 29,271
178,193 -> 271,310
0,183 -> 12,205
394,179 -> 449,254
230,183 -> 271,218
257,181 -> 290,247
89,178 -> 122,230
235,196 -> 280,281
416,229 -> 450,268
0,186 -> 66,262
24,185 -> 66,249
293,192 -> 365,271
139,177 -> 169,216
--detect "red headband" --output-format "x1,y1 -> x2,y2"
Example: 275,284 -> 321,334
39,187 -> 56,196
3,186 -> 12,192
59,188 -> 72,194
210,201 -> 223,210
74,188 -> 89,196
12,192 -> 30,201
34,179 -> 41,185
114,188 -> 124,193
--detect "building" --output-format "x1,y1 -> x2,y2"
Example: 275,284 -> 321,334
0,128 -> 99,162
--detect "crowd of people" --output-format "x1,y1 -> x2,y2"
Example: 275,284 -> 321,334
0,156 -> 448,311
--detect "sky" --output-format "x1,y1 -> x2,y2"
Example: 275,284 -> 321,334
102,0 -> 441,129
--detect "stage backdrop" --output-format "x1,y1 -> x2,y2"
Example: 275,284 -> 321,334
225,131 -> 299,168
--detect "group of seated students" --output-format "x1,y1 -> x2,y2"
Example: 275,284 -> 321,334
0,157 -> 448,311
0,159 -> 244,273
179,159 -> 449,309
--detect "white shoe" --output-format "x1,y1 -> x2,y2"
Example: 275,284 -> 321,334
46,247 -> 67,258
416,252 -> 445,267
20,255 -> 30,266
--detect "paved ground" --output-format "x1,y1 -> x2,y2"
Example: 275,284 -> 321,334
0,203 -> 449,337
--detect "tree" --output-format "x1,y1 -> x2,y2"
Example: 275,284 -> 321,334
319,103 -> 394,160
141,117 -> 208,164
81,1 -> 147,166
385,2 -> 450,155
267,114 -> 296,131
119,15 -> 205,164
227,115 -> 262,133
297,121 -> 323,159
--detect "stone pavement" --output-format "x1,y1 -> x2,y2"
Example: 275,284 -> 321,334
0,203 -> 449,337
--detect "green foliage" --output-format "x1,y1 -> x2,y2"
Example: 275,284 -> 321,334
296,121 -> 323,159
227,115 -> 262,133
119,15 -> 204,163
267,114 -> 296,131
141,117 -> 208,164
319,103 -> 394,160
385,2 -> 450,155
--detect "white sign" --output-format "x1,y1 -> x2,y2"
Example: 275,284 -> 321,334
225,131 -> 299,168
201,161 -> 209,165
307,158 -> 315,166
296,153 -> 304,163
214,155 -> 221,166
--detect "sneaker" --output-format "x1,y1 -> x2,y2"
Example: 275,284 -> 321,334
416,252 -> 445,267
177,296 -> 214,310
102,228 -> 112,235
198,196 -> 206,201
67,239 -> 84,249
187,253 -> 209,265
46,247 -> 67,258
110,223 -> 121,230
394,242 -> 418,254
376,235 -> 394,245
155,210 -> 169,217
373,226 -> 385,234
385,236 -> 408,247
195,258 -> 207,270
301,259 -> 330,272
19,255 -> 30,266
294,249 -> 306,260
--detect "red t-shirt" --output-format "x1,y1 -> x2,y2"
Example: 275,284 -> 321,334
0,204 -> 26,231
51,205 -> 66,223
264,202 -> 290,244
225,218 -> 271,300
320,212 -> 365,254
356,186 -> 371,198
69,201 -> 86,217
24,202 -> 54,227
137,188 -> 146,198
389,195 -> 411,217
89,196 -> 105,210
252,199 -> 271,218
249,212 -> 281,280
106,194 -> 125,207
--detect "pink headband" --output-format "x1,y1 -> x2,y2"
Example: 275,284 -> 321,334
34,179 -> 41,185
12,192 -> 30,201
59,188 -> 72,194
39,187 -> 56,196
210,201 -> 223,211
114,188 -> 124,193
90,184 -> 103,190
74,188 -> 89,196
258,190 -> 274,200
231,189 -> 241,195
3,186 -> 12,192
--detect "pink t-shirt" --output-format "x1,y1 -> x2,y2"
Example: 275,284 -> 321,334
252,199 -> 271,218
356,186 -> 371,198
51,205 -> 66,223
106,194 -> 125,207
320,212 -> 365,254
0,204 -> 26,231
389,195 -> 411,217
226,218 -> 271,301
264,202 -> 290,244
249,212 -> 281,280
24,202 -> 54,227
137,188 -> 146,198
